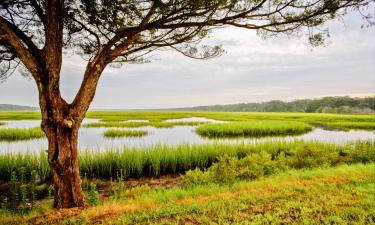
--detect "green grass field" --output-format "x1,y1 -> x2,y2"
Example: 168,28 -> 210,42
103,129 -> 149,138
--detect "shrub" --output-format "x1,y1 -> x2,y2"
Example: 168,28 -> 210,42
182,141 -> 375,185
87,183 -> 100,206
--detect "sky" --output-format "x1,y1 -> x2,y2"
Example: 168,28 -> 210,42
0,9 -> 374,109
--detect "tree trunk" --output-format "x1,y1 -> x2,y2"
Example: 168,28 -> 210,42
41,103 -> 87,208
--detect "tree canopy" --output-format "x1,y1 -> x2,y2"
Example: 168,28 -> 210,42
1,0 -> 373,82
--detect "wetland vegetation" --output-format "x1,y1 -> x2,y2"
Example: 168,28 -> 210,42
0,111 -> 374,224
0,127 -> 45,142
84,121 -> 208,129
103,129 -> 149,138
0,152 -> 374,224
196,121 -> 313,137
0,140 -> 373,182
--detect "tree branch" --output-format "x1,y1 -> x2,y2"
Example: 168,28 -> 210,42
0,16 -> 40,80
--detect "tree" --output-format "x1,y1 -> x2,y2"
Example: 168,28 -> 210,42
0,0 -> 373,208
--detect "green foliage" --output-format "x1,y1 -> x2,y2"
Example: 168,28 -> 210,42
0,127 -> 45,141
103,129 -> 149,138
183,168 -> 212,186
183,141 -> 375,185
196,121 -> 312,137
168,96 -> 375,113
3,169 -> 39,213
87,183 -> 100,207
113,170 -> 126,200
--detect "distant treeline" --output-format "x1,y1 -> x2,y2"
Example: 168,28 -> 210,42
169,96 -> 375,114
0,104 -> 38,111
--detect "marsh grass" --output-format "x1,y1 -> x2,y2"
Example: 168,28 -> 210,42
84,121 -> 207,128
325,122 -> 375,131
0,140 -> 374,182
196,121 -> 313,137
1,111 -> 373,130
84,121 -> 150,128
86,111 -> 375,124
0,127 -> 45,141
0,112 -> 40,120
0,122 -> 6,126
152,121 -> 207,128
103,129 -> 149,138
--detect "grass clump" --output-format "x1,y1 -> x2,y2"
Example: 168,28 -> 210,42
325,121 -> 375,131
152,121 -> 207,128
103,129 -> 149,138
0,127 -> 45,141
86,183 -> 100,206
0,122 -> 6,126
196,120 -> 313,137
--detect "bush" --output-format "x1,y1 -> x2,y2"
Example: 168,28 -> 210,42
183,141 -> 375,185
287,145 -> 333,169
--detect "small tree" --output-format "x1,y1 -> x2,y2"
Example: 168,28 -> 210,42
0,0 -> 373,208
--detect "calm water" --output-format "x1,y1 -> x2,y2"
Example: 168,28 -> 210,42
0,118 -> 374,154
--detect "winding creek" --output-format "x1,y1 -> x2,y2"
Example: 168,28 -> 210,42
0,117 -> 374,154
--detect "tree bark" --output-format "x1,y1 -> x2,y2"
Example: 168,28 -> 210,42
41,111 -> 87,208
38,76 -> 88,208
46,124 -> 86,208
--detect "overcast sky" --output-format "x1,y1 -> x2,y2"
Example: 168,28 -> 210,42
0,10 -> 374,109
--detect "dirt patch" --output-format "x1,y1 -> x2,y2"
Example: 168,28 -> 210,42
125,174 -> 182,188
28,207 -> 84,225
94,174 -> 182,201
